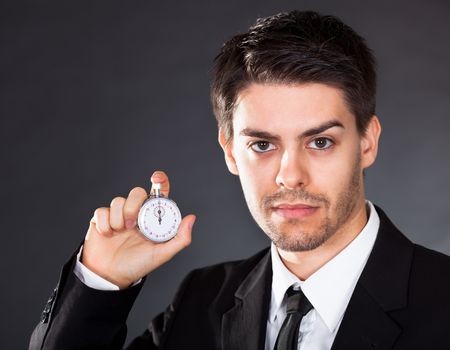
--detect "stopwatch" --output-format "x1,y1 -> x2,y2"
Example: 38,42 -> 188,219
137,183 -> 182,243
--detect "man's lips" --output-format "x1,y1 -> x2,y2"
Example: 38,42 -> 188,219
274,203 -> 317,209
272,203 -> 319,219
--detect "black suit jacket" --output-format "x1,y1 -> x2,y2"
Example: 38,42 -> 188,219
30,206 -> 450,349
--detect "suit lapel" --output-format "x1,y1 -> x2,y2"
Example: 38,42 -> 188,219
221,250 -> 272,350
332,205 -> 414,350
330,284 -> 401,350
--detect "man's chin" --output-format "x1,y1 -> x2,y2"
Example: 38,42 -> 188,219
265,224 -> 334,252
272,235 -> 329,252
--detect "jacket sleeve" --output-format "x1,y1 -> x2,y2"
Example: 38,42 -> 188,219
29,251 -> 195,350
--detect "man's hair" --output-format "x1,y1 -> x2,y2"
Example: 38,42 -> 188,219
211,10 -> 377,145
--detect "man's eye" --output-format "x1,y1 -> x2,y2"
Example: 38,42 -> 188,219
250,141 -> 276,153
308,137 -> 334,150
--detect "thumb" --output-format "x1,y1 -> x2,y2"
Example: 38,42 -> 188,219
156,214 -> 196,263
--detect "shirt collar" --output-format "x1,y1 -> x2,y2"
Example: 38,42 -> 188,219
269,200 -> 380,332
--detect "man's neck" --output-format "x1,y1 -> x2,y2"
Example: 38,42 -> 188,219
277,201 -> 369,281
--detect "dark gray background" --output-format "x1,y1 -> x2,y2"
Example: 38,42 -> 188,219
1,0 -> 449,348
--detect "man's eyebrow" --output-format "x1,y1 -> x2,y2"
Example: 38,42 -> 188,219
239,119 -> 345,140
239,128 -> 281,141
301,120 -> 345,137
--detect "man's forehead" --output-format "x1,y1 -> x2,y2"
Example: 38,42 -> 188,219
232,83 -> 355,137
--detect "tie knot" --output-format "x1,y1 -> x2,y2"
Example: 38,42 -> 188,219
285,286 -> 313,316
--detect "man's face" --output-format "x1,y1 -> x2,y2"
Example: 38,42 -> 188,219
219,83 -> 379,252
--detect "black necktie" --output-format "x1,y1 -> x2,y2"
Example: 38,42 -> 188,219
274,286 -> 313,350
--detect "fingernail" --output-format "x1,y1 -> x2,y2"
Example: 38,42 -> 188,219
126,219 -> 135,229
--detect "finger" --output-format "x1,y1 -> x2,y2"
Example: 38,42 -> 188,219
150,170 -> 170,198
157,214 -> 196,263
110,196 -> 126,231
93,207 -> 113,236
123,187 -> 148,229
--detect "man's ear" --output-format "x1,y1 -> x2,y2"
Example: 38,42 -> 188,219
360,115 -> 382,169
218,128 -> 239,175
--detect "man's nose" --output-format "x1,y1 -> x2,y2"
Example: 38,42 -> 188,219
275,148 -> 309,190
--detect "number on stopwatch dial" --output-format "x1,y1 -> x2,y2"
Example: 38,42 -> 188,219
137,197 -> 182,243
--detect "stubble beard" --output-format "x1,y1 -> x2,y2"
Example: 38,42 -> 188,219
258,155 -> 362,252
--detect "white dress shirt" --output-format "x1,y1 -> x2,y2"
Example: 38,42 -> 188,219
75,201 -> 380,350
265,200 -> 380,350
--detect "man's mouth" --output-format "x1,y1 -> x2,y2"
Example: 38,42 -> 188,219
272,203 -> 319,219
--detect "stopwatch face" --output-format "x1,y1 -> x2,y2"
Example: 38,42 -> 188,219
137,197 -> 182,242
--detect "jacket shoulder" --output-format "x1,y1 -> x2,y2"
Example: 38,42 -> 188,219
411,243 -> 450,286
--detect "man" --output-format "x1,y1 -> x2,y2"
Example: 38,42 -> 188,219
30,10 -> 450,350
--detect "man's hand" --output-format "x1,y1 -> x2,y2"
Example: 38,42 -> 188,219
81,170 -> 196,289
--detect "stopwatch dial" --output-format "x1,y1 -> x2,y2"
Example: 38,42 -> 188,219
137,197 -> 182,242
